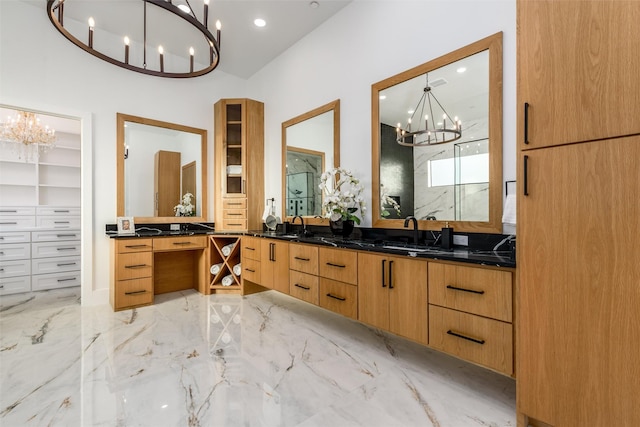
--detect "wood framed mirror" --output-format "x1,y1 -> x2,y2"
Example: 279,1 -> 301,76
372,32 -> 503,233
282,100 -> 340,226
116,113 -> 207,223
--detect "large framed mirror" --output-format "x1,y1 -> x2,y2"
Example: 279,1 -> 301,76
116,113 -> 207,223
372,32 -> 503,233
282,100 -> 340,225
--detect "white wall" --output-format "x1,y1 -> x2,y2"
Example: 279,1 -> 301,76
0,1 -> 246,305
247,0 -> 517,228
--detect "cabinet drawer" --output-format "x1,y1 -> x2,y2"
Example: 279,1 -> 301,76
32,241 -> 80,259
32,256 -> 80,275
289,244 -> 318,275
114,278 -> 154,311
242,258 -> 261,284
0,243 -> 30,261
0,231 -> 30,244
36,206 -> 80,216
0,207 -> 36,216
429,305 -> 513,375
319,247 -> 357,285
32,270 -> 80,291
222,219 -> 247,230
0,259 -> 31,278
0,275 -> 31,295
319,278 -> 358,319
428,263 -> 513,322
289,270 -> 319,305
117,239 -> 153,254
116,252 -> 153,280
36,216 -> 81,228
153,235 -> 206,251
222,198 -> 247,209
32,229 -> 80,242
241,237 -> 262,261
0,217 -> 35,230
223,209 -> 247,219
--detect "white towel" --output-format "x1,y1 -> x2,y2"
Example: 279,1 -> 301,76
502,194 -> 517,224
221,274 -> 235,287
221,243 -> 235,257
226,165 -> 242,175
233,263 -> 241,276
210,263 -> 223,275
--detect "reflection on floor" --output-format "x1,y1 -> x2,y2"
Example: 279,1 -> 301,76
0,288 -> 515,426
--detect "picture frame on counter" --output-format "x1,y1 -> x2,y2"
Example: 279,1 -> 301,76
117,216 -> 135,235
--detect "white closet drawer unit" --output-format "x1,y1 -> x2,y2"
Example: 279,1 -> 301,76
32,256 -> 80,275
36,216 -> 80,229
31,270 -> 80,291
0,217 -> 36,230
0,259 -> 31,278
31,241 -> 80,259
0,207 -> 36,216
0,231 -> 30,244
31,230 -> 80,242
0,243 -> 31,261
0,275 -> 31,295
36,207 -> 81,216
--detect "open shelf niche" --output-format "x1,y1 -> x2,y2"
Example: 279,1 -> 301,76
209,235 -> 242,294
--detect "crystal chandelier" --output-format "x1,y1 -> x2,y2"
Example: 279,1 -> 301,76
396,74 -> 462,146
0,111 -> 56,161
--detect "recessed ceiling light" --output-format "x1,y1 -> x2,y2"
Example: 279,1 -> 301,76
254,18 -> 266,27
456,67 -> 467,73
310,1 -> 320,9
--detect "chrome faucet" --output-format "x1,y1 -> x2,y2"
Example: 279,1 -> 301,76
403,215 -> 419,245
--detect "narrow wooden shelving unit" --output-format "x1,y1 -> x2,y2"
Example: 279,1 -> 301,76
209,235 -> 242,294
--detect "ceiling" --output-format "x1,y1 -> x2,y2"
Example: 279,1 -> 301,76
28,0 -> 352,79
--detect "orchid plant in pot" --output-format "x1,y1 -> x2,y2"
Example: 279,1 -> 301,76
174,192 -> 195,217
319,167 -> 366,237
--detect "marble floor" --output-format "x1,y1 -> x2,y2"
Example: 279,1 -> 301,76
0,287 -> 515,427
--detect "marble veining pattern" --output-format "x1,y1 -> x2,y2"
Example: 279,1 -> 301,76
0,288 -> 515,426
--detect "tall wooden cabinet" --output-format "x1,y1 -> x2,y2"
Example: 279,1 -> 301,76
214,99 -> 264,231
517,1 -> 640,425
154,150 -> 181,217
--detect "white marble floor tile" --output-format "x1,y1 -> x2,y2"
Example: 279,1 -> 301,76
0,288 -> 515,426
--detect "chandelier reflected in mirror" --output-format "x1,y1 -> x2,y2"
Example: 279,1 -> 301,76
0,111 -> 56,161
46,0 -> 221,78
396,74 -> 462,147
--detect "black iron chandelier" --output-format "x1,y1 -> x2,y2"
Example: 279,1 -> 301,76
46,0 -> 221,78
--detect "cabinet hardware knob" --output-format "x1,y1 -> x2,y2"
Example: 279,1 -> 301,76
446,285 -> 485,295
326,293 -> 346,301
125,290 -> 147,295
294,283 -> 310,290
326,262 -> 345,268
446,330 -> 485,345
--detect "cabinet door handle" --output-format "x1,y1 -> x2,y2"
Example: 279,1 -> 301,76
54,221 -> 70,224
57,262 -> 77,267
0,222 -> 17,225
172,241 -> 193,246
227,213 -> 243,216
124,264 -> 148,269
523,102 -> 530,145
242,179 -> 246,194
381,259 -> 386,287
125,290 -> 148,295
294,283 -> 310,290
294,256 -> 310,261
57,247 -> 77,251
388,260 -> 394,289
446,285 -> 485,295
54,210 -> 70,213
0,210 -> 18,213
326,262 -> 345,268
523,155 -> 529,196
447,330 -> 485,345
244,246 -> 255,251
57,277 -> 77,283
125,244 -> 149,249
228,203 -> 242,206
56,234 -> 77,238
326,293 -> 346,301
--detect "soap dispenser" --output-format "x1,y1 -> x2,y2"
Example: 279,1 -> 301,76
441,222 -> 454,250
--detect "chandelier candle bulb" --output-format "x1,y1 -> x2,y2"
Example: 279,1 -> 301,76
189,47 -> 194,72
88,17 -> 94,48
124,36 -> 130,64
57,0 -> 63,25
158,45 -> 164,72
203,0 -> 209,28
216,20 -> 221,49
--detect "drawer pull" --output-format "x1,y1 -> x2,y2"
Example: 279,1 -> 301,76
54,210 -> 70,213
54,221 -> 70,224
125,290 -> 148,295
0,237 -> 4,240
0,268 -> 4,272
227,203 -> 242,206
0,252 -> 4,255
326,262 -> 346,268
446,330 -> 485,345
244,247 -> 255,251
0,210 -> 18,213
172,242 -> 193,245
57,262 -> 77,267
294,283 -> 310,290
227,213 -> 243,216
125,264 -> 149,269
446,285 -> 485,295
56,234 -> 77,238
326,293 -> 346,301
124,244 -> 149,249
294,256 -> 310,261
57,277 -> 77,283
0,285 -> 4,289
57,247 -> 77,251
245,268 -> 256,273
0,222 -> 18,225
228,223 -> 242,226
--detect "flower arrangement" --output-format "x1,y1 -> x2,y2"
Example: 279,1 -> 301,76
174,193 -> 195,217
319,167 -> 366,225
380,184 -> 401,217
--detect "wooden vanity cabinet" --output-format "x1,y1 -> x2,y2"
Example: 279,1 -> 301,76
240,236 -> 261,286
357,252 -> 427,345
318,247 -> 358,319
260,239 -> 289,294
289,243 -> 319,305
111,238 -> 154,311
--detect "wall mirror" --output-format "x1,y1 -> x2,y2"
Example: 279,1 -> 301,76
116,113 -> 207,223
282,100 -> 340,225
372,32 -> 503,233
